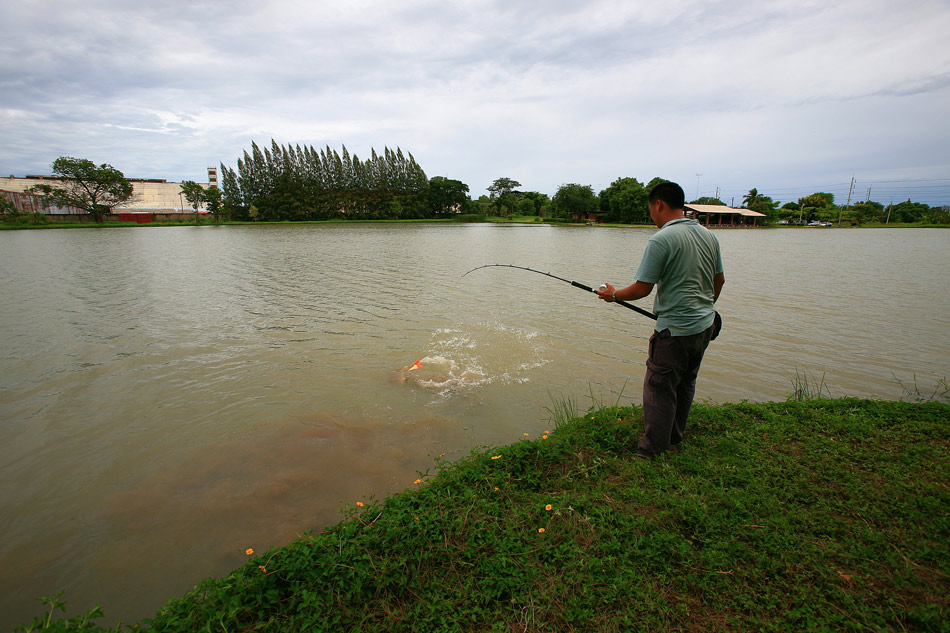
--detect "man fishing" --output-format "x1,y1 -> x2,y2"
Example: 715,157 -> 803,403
597,182 -> 724,459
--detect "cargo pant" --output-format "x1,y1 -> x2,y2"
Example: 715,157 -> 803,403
639,313 -> 720,458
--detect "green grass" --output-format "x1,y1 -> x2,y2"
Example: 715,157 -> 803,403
15,399 -> 950,632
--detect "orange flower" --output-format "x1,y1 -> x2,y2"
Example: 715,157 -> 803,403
542,435 -> 549,440
491,455 -> 501,460
545,504 -> 553,511
538,528 -> 545,533
414,479 -> 422,484
259,565 -> 267,573
356,501 -> 364,507
523,433 -> 529,436
245,548 -> 254,556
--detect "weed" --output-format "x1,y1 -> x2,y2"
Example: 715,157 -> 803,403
13,591 -> 117,633
892,373 -> 950,403
543,391 -> 579,428
788,368 -> 832,401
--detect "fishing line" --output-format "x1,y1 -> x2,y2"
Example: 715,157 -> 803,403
461,264 -> 657,321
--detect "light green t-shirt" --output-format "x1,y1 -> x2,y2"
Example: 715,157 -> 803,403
635,218 -> 723,336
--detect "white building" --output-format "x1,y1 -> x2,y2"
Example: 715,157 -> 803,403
0,167 -> 217,214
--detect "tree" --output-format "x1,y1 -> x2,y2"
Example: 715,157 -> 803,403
427,176 -> 470,215
690,196 -> 726,206
219,164 -> 244,219
515,197 -> 536,216
927,206 -> 950,224
204,186 -> 223,220
226,141 -> 429,221
748,195 -> 779,220
487,177 -> 521,199
798,193 -> 835,223
520,191 -> 550,216
487,177 -> 522,215
887,200 -> 930,223
31,157 -> 133,223
180,180 -> 205,222
552,183 -> 598,220
742,188 -> 759,208
598,177 -> 648,223
0,193 -> 16,216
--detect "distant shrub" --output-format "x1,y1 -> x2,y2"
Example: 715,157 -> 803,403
453,213 -> 487,222
3,211 -> 49,225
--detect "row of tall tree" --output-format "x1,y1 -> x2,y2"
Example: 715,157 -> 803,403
219,141 -> 457,221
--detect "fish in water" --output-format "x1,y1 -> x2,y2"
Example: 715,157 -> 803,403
390,360 -> 423,385
390,358 -> 458,388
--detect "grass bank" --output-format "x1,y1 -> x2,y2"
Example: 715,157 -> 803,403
18,399 -> 949,632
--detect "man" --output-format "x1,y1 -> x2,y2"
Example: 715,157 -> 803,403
597,182 -> 724,458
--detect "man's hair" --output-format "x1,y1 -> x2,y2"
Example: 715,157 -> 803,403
648,182 -> 685,209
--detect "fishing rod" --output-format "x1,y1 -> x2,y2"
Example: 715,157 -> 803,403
461,264 -> 657,321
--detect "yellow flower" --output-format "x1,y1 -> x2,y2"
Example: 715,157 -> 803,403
538,528 -> 545,533
245,548 -> 254,556
259,566 -> 267,573
545,504 -> 553,511
491,455 -> 501,460
356,501 -> 364,507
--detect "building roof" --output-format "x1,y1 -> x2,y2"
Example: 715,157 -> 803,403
685,204 -> 767,217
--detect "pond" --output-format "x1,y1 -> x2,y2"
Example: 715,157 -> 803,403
0,224 -> 946,625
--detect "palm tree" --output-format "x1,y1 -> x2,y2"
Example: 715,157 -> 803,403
742,188 -> 759,208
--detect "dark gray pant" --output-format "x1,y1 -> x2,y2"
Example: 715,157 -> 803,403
639,318 -> 717,457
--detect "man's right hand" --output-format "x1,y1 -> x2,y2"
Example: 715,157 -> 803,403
597,282 -> 616,302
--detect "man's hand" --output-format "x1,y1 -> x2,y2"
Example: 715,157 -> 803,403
597,282 -> 616,302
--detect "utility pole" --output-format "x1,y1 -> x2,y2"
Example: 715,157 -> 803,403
715,185 -> 720,201
866,186 -> 871,202
838,176 -> 855,226
695,174 -> 702,200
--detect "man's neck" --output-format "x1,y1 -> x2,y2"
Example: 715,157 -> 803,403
659,212 -> 688,227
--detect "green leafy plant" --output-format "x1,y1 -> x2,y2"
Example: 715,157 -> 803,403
14,591 -> 118,633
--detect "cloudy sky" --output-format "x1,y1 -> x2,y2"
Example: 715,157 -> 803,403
2,0 -> 948,205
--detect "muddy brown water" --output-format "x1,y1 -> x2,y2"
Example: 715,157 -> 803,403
0,224 -> 947,626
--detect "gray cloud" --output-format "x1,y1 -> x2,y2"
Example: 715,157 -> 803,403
1,0 -> 948,204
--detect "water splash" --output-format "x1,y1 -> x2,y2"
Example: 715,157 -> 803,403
401,322 -> 550,397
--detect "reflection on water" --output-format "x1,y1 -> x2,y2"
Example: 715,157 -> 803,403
0,225 -> 947,626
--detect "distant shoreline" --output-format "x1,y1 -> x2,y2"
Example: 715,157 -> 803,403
1,217 -> 947,230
